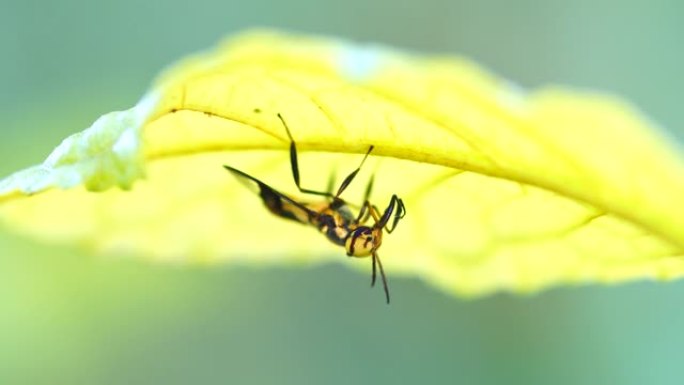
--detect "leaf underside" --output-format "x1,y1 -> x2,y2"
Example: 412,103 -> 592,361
1,30 -> 684,297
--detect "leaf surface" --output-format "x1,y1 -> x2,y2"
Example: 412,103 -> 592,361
2,30 -> 684,296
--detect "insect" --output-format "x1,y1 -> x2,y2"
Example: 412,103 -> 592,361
223,113 -> 406,303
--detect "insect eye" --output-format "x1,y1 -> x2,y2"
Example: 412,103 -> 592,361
352,228 -> 369,237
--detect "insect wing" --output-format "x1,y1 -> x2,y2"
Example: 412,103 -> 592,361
223,165 -> 317,224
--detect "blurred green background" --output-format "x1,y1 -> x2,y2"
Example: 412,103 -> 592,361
2,1 -> 684,384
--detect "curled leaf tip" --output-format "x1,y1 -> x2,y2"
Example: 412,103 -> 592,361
3,92 -> 158,195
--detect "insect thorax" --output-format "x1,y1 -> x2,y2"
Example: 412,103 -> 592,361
310,203 -> 357,247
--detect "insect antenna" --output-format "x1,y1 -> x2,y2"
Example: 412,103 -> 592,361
373,251 -> 390,304
371,250 -> 377,287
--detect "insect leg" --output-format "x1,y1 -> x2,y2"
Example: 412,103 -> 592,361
387,197 -> 406,233
355,200 -> 374,223
326,169 -> 337,195
278,113 -> 335,199
373,251 -> 390,304
377,195 -> 406,234
362,174 -> 375,202
351,174 -> 377,223
334,145 -> 374,198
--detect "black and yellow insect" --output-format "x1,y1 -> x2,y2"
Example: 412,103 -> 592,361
223,114 -> 406,303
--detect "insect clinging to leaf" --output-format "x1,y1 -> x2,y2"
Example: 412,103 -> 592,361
223,113 -> 406,303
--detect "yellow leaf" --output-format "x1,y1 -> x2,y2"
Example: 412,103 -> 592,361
2,29 -> 684,297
